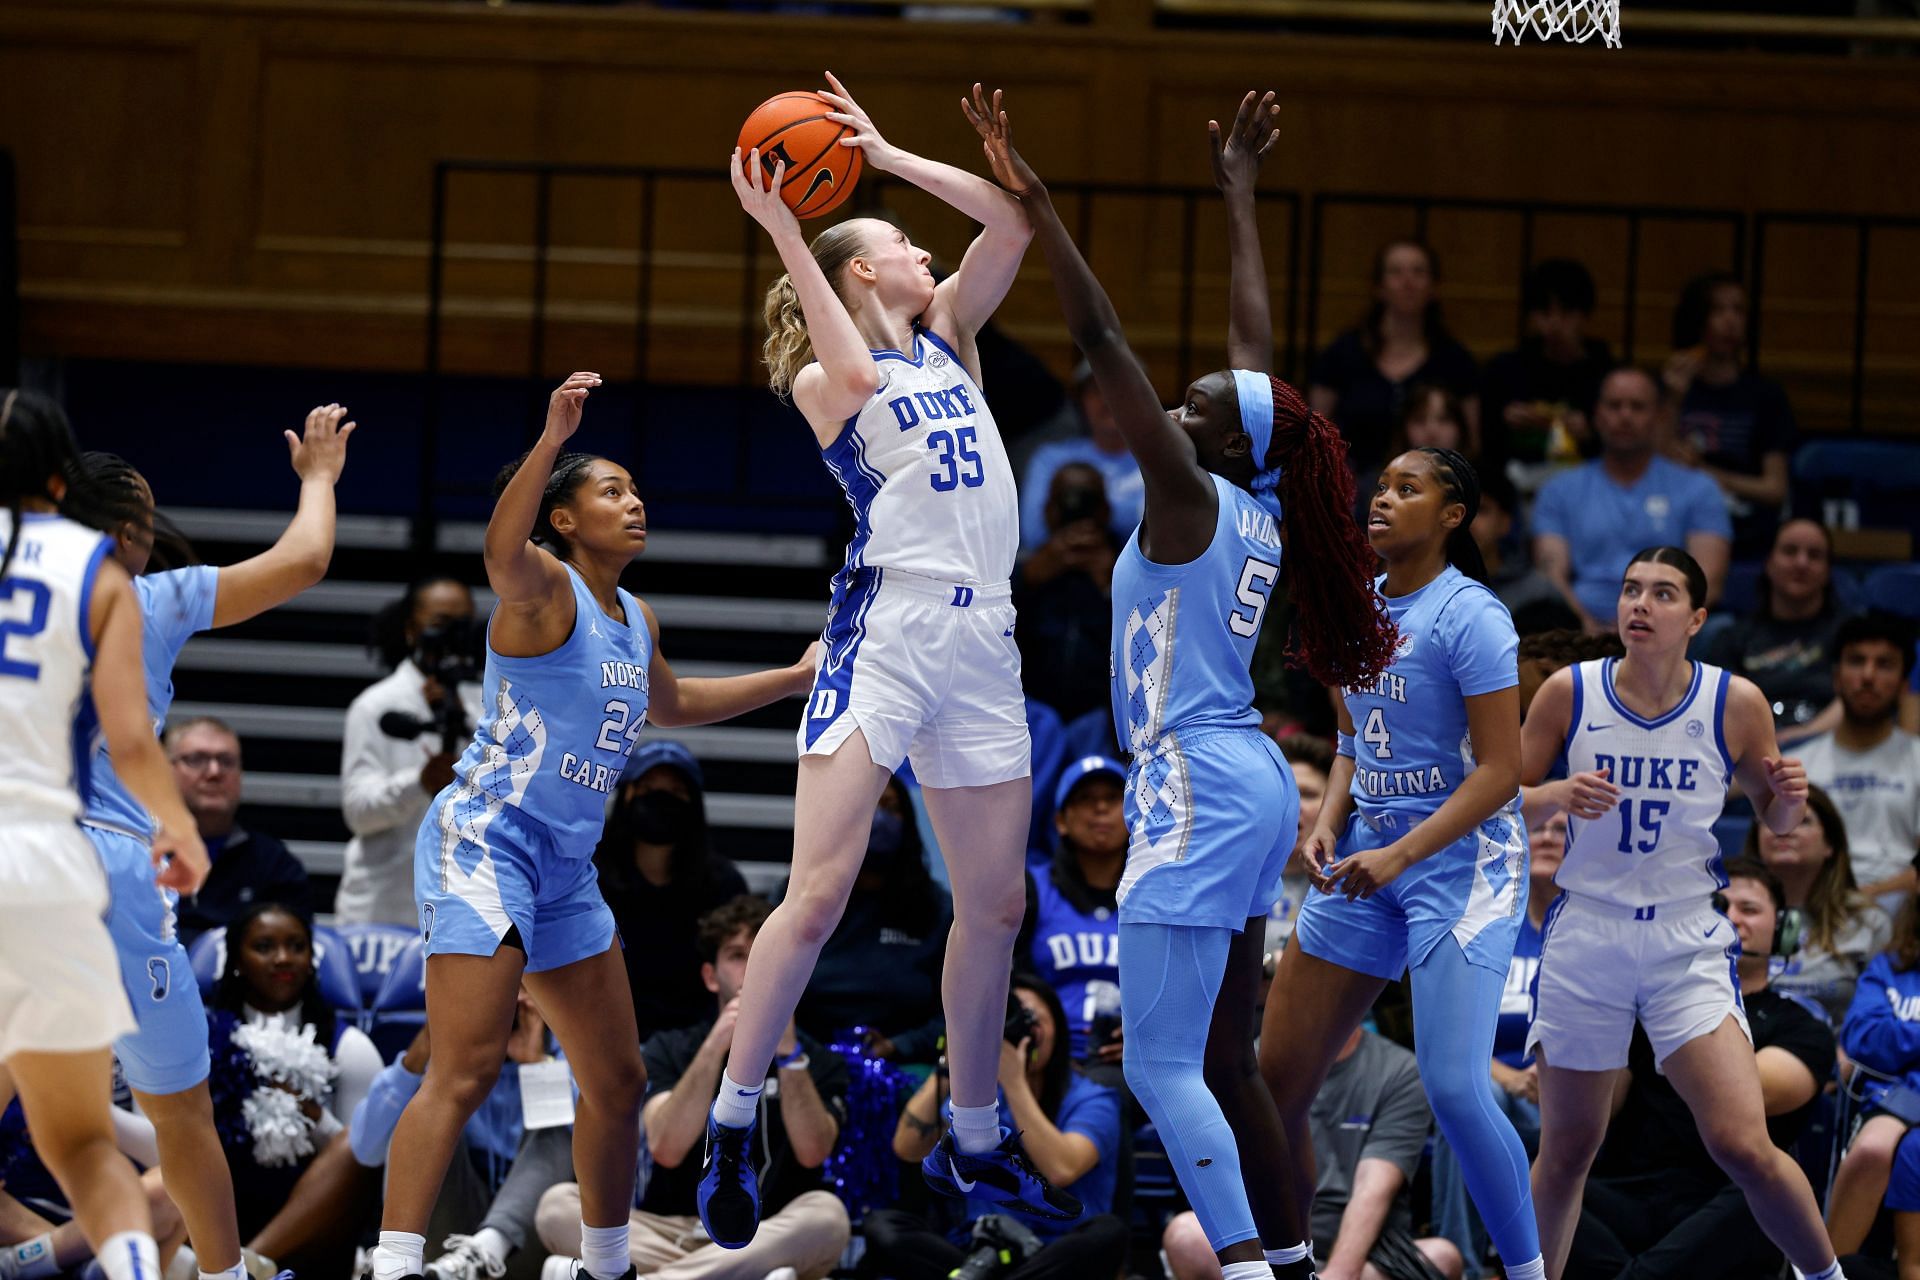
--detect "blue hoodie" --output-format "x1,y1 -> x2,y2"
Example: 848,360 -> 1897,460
1842,952 -> 1920,1093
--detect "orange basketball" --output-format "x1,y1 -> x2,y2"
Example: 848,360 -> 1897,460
737,91 -> 864,220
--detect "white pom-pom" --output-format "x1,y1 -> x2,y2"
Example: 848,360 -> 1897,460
241,1088 -> 315,1168
233,1020 -> 340,1102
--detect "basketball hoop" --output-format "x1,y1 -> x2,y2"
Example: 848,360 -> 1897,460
1493,0 -> 1622,47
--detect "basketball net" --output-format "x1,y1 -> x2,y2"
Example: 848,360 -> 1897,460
1492,0 -> 1622,47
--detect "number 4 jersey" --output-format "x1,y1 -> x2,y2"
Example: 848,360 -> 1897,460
1557,657 -> 1733,909
442,563 -> 652,857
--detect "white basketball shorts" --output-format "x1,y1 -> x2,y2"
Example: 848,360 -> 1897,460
0,823 -> 136,1060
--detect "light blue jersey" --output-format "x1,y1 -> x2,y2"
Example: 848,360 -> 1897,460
1109,473 -> 1277,754
1342,565 -> 1521,823
439,564 -> 653,857
82,566 -> 219,836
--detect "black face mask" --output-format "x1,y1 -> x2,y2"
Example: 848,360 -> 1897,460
627,790 -> 697,846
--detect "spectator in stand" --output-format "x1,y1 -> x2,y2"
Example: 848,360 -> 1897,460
536,896 -> 849,1280
168,717 -> 311,943
1310,239 -> 1481,473
205,902 -> 385,1277
1564,861 -> 1833,1279
1016,756 -> 1125,1085
1469,471 -> 1575,634
336,577 -> 481,926
1798,613 -> 1920,909
593,740 -> 749,1043
1354,383 -> 1471,524
1661,272 -> 1794,556
1018,366 -> 1143,554
1514,629 -> 1625,719
1263,733 -> 1334,953
786,777 -> 949,1063
1702,518 -> 1853,745
1162,1024 -> 1464,1280
874,973 -> 1127,1280
1827,894 -> 1920,1254
1012,463 -> 1118,723
1748,782 -> 1890,1026
1531,366 -> 1731,630
1430,811 -> 1567,1277
1480,258 -> 1613,479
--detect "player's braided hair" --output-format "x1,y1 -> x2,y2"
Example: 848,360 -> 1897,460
1261,375 -> 1398,690
1414,446 -> 1490,586
492,449 -> 597,559
0,389 -> 82,585
63,452 -> 197,570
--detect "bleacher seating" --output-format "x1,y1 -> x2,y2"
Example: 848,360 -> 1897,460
367,937 -> 428,1060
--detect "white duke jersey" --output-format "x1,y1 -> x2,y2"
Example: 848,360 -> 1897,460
0,511 -> 111,826
820,328 -> 1017,595
1558,657 -> 1734,909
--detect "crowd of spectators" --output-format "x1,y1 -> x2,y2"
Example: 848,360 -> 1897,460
3,245 -> 1919,1280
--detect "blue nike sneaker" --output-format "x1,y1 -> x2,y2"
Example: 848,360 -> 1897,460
921,1128 -> 1083,1221
695,1114 -> 761,1249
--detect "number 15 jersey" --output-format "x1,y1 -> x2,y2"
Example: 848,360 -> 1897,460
1557,657 -> 1733,909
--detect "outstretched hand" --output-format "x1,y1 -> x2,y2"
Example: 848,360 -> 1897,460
543,372 -> 601,445
730,146 -> 799,238
285,403 -> 356,485
1209,90 -> 1280,195
961,84 -> 1040,197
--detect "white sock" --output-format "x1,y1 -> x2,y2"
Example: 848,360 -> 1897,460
1265,1241 -> 1312,1265
95,1234 -> 160,1280
197,1264 -> 246,1280
373,1231 -> 426,1280
3,1234 -> 59,1280
470,1230 -> 511,1268
710,1071 -> 762,1129
1797,1263 -> 1845,1280
1222,1263 -> 1272,1280
949,1102 -> 1001,1155
577,1222 -> 628,1280
1505,1257 -> 1547,1280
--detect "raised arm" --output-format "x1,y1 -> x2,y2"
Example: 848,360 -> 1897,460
209,404 -> 355,628
1212,91 -> 1281,373
484,374 -> 598,616
965,87 -> 1217,558
730,147 -> 878,433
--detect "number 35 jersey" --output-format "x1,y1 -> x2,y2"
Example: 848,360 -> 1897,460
820,328 -> 1016,595
446,563 -> 651,857
1557,657 -> 1733,910
1110,474 -> 1276,753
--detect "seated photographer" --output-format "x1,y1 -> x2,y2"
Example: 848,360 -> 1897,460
868,974 -> 1127,1280
1162,1025 -> 1461,1280
338,576 -> 482,925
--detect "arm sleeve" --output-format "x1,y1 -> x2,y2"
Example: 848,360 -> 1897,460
330,1027 -> 385,1129
348,1056 -> 426,1167
340,688 -> 429,836
1841,958 -> 1920,1072
1440,589 -> 1522,698
1361,1056 -> 1434,1184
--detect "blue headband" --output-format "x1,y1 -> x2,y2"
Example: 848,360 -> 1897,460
1231,369 -> 1284,518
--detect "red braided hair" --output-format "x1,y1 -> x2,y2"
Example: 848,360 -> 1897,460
1264,375 -> 1398,690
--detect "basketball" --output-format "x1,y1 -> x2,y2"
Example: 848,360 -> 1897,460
737,91 -> 863,220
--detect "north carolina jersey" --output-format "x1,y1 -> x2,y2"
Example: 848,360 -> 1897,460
0,512 -> 111,827
820,328 -> 1016,597
1343,566 -> 1521,822
1110,474 -> 1277,754
82,565 -> 219,836
438,564 -> 652,856
1556,657 -> 1734,909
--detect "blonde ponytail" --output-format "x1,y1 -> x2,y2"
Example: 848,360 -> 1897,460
763,273 -> 812,401
757,219 -> 878,401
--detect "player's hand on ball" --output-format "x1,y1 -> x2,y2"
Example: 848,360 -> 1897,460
1323,843 -> 1413,901
1561,767 -> 1621,820
962,85 -> 1040,198
1209,90 -> 1280,195
153,825 -> 209,896
1764,754 -> 1808,803
730,147 -> 799,236
543,372 -> 600,444
819,71 -> 898,171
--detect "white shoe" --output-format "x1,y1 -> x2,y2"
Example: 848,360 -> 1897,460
427,1235 -> 507,1280
539,1258 -> 580,1280
762,1270 -> 799,1280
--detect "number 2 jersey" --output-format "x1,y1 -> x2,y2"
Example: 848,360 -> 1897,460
1556,657 -> 1733,909
436,563 -> 652,858
1109,473 -> 1276,752
819,327 -> 1016,598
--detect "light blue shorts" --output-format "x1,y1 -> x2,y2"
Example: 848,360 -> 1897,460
89,824 -> 211,1096
1117,728 -> 1298,932
415,793 -> 615,974
1294,807 -> 1528,981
